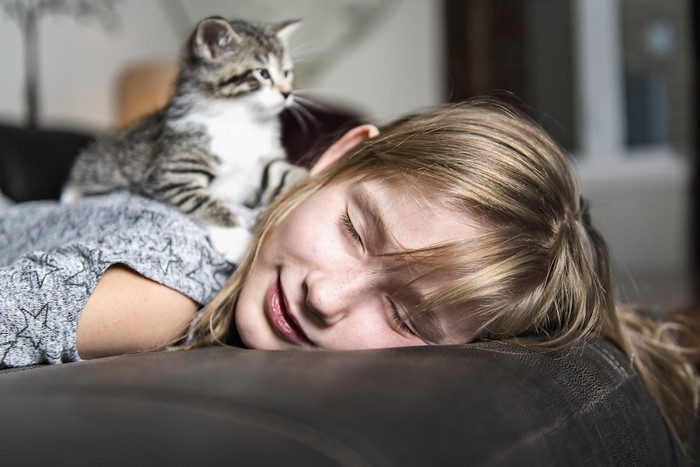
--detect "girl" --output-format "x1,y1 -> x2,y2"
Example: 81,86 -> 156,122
188,99 -> 699,455
1,99 -> 697,455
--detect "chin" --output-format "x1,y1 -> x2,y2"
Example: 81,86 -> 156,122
235,312 -> 276,350
255,96 -> 286,115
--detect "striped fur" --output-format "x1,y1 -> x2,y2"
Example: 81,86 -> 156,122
62,17 -> 307,235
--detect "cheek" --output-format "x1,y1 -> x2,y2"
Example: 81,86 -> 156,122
267,206 -> 326,258
255,87 -> 285,106
322,311 -> 426,350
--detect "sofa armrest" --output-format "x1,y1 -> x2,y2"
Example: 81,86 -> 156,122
0,124 -> 94,202
0,340 -> 678,466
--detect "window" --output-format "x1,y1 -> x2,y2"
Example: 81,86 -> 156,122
444,0 -> 578,150
444,0 -> 693,159
620,0 -> 692,150
445,0 -> 694,274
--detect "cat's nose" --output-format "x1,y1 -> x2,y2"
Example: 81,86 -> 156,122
281,91 -> 291,100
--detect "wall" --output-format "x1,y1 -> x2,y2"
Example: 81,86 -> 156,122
0,0 -> 693,307
0,0 -> 442,130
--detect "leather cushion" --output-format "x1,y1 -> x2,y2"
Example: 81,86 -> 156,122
0,340 -> 678,466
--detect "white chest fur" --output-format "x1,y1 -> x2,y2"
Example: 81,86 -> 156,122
175,96 -> 284,204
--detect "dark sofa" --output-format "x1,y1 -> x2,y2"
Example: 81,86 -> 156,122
1,341 -> 677,466
0,122 -> 683,466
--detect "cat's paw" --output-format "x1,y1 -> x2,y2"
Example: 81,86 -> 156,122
60,185 -> 83,204
207,225 -> 253,264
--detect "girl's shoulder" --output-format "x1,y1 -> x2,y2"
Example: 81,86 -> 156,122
1,191 -> 235,304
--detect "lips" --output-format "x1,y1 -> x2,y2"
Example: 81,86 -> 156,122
265,276 -> 311,346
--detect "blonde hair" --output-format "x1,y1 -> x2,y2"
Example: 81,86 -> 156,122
187,99 -> 698,453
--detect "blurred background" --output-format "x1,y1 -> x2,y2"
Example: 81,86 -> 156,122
0,0 -> 697,312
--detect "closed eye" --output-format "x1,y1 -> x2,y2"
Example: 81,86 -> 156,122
388,298 -> 415,335
341,209 -> 364,249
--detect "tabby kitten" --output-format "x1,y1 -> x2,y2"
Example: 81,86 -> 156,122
61,16 -> 308,262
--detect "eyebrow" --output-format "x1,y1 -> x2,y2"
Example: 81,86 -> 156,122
352,184 -> 446,343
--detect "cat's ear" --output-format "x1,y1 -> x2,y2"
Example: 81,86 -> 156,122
275,19 -> 301,46
194,17 -> 242,61
310,125 -> 380,176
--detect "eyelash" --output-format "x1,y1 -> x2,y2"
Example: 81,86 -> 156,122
389,299 -> 414,335
341,209 -> 364,248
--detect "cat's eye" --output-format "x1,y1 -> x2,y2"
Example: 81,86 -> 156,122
284,70 -> 293,78
256,68 -> 271,80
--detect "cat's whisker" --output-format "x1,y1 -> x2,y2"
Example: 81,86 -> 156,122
286,105 -> 311,136
293,96 -> 323,117
297,103 -> 324,132
293,87 -> 347,96
290,41 -> 324,60
293,95 -> 339,114
291,88 -> 331,97
290,57 -> 319,67
289,102 -> 323,134
292,90 -> 352,111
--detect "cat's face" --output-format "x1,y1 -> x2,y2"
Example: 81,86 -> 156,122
183,17 -> 299,118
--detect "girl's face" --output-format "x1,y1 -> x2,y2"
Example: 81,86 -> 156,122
234,126 -> 481,350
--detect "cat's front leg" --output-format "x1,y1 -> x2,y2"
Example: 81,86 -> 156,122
152,185 -> 241,227
254,159 -> 309,208
190,196 -> 241,228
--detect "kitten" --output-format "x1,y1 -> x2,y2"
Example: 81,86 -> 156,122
61,16 -> 308,262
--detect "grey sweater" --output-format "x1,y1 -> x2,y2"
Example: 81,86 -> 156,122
0,192 -> 234,368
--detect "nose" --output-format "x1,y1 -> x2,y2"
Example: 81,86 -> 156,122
278,83 -> 293,101
304,268 -> 374,325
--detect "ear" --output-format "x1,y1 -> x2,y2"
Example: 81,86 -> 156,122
275,19 -> 301,46
194,17 -> 241,61
310,124 -> 380,175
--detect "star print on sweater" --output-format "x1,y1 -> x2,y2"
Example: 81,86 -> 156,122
0,192 -> 234,368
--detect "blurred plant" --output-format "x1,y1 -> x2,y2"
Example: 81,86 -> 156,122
0,0 -> 121,128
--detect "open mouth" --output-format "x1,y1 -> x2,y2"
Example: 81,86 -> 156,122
265,275 -> 311,346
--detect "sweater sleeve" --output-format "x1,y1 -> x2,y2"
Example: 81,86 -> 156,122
0,192 -> 236,368
0,250 -> 96,367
